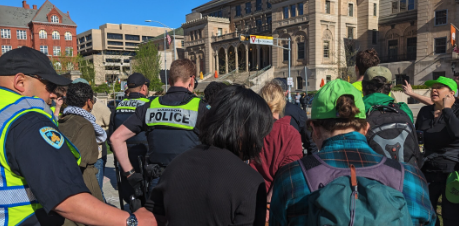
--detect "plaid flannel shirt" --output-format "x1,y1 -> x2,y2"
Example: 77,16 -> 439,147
269,132 -> 436,226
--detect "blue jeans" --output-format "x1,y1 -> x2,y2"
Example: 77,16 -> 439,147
95,156 -> 107,202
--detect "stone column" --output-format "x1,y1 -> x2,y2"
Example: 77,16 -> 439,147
245,44 -> 249,72
216,51 -> 219,74
224,48 -> 228,74
235,46 -> 239,72
196,55 -> 200,77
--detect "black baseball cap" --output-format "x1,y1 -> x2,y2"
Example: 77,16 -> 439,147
127,73 -> 150,88
0,47 -> 72,85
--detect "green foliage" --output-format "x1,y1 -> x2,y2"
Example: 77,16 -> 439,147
391,84 -> 428,91
92,83 -> 121,93
132,41 -> 163,92
77,55 -> 96,84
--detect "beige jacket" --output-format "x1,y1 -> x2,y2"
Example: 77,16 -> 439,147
91,98 -> 112,159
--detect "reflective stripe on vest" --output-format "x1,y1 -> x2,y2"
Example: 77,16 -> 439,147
145,97 -> 200,130
116,98 -> 149,111
0,89 -> 81,226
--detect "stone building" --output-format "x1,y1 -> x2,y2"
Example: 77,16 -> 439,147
0,0 -> 78,71
77,23 -> 168,85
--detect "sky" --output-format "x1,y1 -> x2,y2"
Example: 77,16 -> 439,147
4,0 -> 210,33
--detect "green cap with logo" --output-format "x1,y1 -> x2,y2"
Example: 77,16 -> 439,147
446,171 -> 459,203
363,66 -> 392,84
425,76 -> 458,94
311,79 -> 366,120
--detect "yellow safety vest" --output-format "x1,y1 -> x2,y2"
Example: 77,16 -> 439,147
116,98 -> 150,112
0,88 -> 81,226
145,97 -> 200,130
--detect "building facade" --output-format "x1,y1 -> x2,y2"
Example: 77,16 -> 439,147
77,23 -> 168,85
0,0 -> 78,71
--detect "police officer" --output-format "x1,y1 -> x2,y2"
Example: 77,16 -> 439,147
109,73 -> 150,206
111,59 -> 209,195
0,47 -> 155,226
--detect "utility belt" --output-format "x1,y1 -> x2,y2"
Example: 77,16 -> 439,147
423,148 -> 459,173
143,156 -> 167,179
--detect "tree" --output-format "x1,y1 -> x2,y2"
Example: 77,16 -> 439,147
77,55 -> 96,84
132,41 -> 163,92
335,38 -> 360,82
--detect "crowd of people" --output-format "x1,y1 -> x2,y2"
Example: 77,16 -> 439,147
1,46 -> 459,226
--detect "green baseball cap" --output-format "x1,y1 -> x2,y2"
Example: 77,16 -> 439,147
425,76 -> 458,93
446,171 -> 459,204
311,79 -> 366,120
363,66 -> 392,84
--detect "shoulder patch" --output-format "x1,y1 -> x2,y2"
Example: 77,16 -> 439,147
39,127 -> 64,149
206,105 -> 211,110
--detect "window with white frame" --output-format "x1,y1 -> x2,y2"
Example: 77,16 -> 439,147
1,45 -> 12,54
325,1 -> 331,14
52,31 -> 60,40
17,30 -> 27,40
40,45 -> 48,55
324,41 -> 330,58
67,62 -> 74,70
54,62 -> 62,70
51,15 -> 59,23
435,10 -> 447,26
217,28 -> 222,36
65,47 -> 73,56
1,29 -> 11,39
53,46 -> 61,56
39,30 -> 47,39
65,32 -> 72,40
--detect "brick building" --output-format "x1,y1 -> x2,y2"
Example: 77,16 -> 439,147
0,0 -> 77,71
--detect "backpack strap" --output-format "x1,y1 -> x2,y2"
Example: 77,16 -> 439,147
297,154 -> 405,193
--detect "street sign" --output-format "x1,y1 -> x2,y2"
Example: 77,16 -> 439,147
249,35 -> 273,45
287,77 -> 293,86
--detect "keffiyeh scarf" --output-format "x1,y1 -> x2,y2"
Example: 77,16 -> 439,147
63,106 -> 107,143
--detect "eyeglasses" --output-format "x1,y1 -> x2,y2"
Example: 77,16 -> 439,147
26,74 -> 57,92
191,75 -> 198,87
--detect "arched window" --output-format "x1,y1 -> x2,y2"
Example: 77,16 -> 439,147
65,32 -> 72,40
51,15 -> 59,23
39,30 -> 47,39
54,62 -> 62,70
52,31 -> 60,40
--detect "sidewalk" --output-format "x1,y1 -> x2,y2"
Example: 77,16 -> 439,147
102,154 -> 129,210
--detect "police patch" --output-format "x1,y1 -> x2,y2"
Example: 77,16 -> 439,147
206,105 -> 211,110
39,127 -> 64,149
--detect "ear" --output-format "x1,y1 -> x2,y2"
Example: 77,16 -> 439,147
13,73 -> 27,93
360,122 -> 371,136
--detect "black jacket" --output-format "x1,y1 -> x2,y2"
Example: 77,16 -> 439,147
284,102 -> 318,154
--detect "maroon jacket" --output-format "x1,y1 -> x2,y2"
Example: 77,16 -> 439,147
250,116 -> 303,191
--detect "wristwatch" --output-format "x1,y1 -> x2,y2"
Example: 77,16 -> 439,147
126,213 -> 138,226
123,169 -> 135,177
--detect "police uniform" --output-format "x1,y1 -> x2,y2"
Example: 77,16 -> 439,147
109,92 -> 150,202
123,86 -> 209,172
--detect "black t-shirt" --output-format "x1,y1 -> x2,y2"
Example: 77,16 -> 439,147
5,112 -> 89,225
145,145 -> 266,226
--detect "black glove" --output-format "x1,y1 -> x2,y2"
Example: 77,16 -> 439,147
129,195 -> 142,212
127,173 -> 143,198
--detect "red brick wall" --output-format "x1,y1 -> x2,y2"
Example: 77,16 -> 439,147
0,26 -> 33,53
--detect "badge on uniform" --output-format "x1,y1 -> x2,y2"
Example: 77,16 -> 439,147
39,127 -> 64,149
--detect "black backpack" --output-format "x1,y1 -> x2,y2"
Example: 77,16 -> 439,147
366,103 -> 423,169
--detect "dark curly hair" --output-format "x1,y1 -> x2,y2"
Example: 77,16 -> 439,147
356,49 -> 380,76
362,76 -> 392,96
66,82 -> 93,108
204,82 -> 227,106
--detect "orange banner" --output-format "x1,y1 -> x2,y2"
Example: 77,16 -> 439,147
452,24 -> 457,47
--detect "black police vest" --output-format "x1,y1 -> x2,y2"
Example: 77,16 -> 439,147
145,96 -> 201,166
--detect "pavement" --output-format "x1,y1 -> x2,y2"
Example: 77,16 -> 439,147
102,153 -> 130,210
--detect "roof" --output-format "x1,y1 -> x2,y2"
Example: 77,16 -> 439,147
32,0 -> 76,26
0,5 -> 37,27
192,0 -> 234,12
151,27 -> 184,41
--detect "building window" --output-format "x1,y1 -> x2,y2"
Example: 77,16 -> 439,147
400,0 -> 407,12
388,40 -> 398,61
1,45 -> 12,54
267,16 -> 272,25
236,5 -> 241,16
65,47 -> 73,56
53,46 -> 61,56
40,45 -> 48,55
267,1 -> 272,9
1,29 -> 11,39
283,7 -> 289,19
86,42 -> 92,47
79,36 -> 85,43
142,36 -> 154,42
348,27 -> 353,39
348,4 -> 353,16
325,1 -> 331,14
298,42 -> 305,59
67,63 -> 74,70
52,31 -> 60,40
107,33 -> 123,40
125,34 -> 140,41
434,37 -> 447,54
298,3 -> 304,15
374,3 -> 377,16
86,34 -> 92,41
396,74 -> 409,85
435,10 -> 447,26
54,62 -> 62,70
392,1 -> 398,13
326,75 -> 331,83
107,41 -> 123,46
256,0 -> 262,11
407,37 -> 416,60
256,19 -> 262,32
283,44 -> 289,61
217,28 -> 222,36
432,71 -> 445,80
65,32 -> 72,40
246,2 -> 252,13
372,30 -> 378,44
297,77 -> 303,89
324,41 -> 330,58
291,5 -> 296,17
17,30 -> 27,40
39,30 -> 47,39
125,42 -> 139,47
181,40 -> 185,47
408,0 -> 415,10
51,15 -> 59,23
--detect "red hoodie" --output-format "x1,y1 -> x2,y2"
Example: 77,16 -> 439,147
250,115 -> 303,191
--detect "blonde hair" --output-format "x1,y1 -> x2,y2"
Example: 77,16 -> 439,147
259,81 -> 286,116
